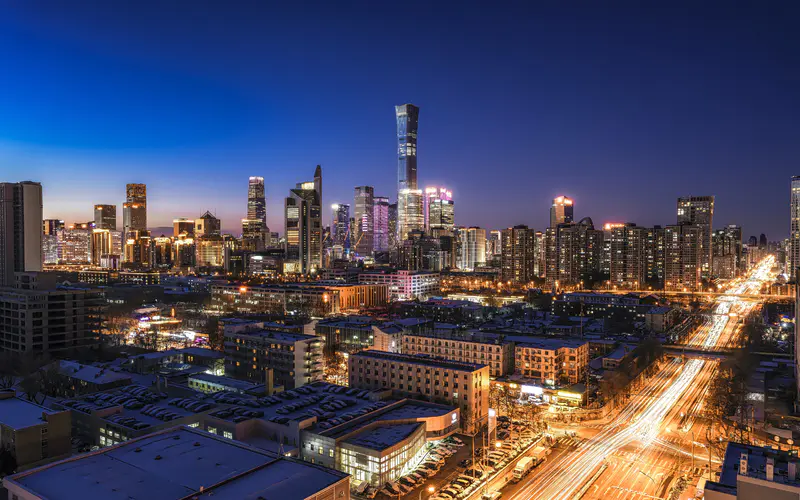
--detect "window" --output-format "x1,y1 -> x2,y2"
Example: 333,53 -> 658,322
329,449 -> 334,458
207,427 -> 217,435
319,446 -> 324,455
223,431 -> 233,439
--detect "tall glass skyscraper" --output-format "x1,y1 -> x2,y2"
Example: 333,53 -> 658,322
247,176 -> 267,222
123,183 -> 147,232
396,104 -> 422,242
331,203 -> 351,253
243,176 -> 269,251
425,186 -> 454,232
373,197 -> 390,253
353,186 -> 374,256
791,176 -> 800,277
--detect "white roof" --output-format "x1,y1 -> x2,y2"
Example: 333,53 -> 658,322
0,396 -> 57,429
7,426 -> 348,500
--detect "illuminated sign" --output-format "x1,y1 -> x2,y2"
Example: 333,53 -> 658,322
557,390 -> 582,400
521,385 -> 543,396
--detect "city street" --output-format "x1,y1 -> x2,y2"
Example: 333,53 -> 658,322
504,256 -> 775,500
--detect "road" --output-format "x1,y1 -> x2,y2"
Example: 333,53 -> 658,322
509,256 -> 776,500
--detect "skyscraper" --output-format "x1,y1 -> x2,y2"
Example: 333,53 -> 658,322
373,197 -> 390,253
195,211 -> 221,237
388,202 -> 398,249
0,181 -> 43,287
550,196 -> 574,228
645,225 -> 666,288
549,218 -> 603,288
94,204 -> 117,230
243,176 -> 269,251
42,219 -> 64,265
331,203 -> 351,254
664,224 -> 702,291
677,195 -> 714,278
712,225 -> 743,279
791,177 -> 800,277
173,218 -> 195,237
353,186 -> 374,256
122,183 -> 147,232
425,187 -> 454,232
285,166 -> 322,274
396,104 -> 422,241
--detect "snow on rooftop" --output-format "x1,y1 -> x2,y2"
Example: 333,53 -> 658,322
8,426 -> 347,500
0,395 -> 59,429
57,360 -> 132,385
344,422 -> 423,451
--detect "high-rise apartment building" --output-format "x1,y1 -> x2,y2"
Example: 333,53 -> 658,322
501,225 -> 537,283
353,186 -> 374,256
645,225 -> 666,288
425,187 -> 454,232
122,183 -> 147,232
665,224 -> 701,291
93,204 -> 116,230
608,223 -> 647,288
285,166 -> 323,274
373,197 -> 390,253
712,225 -> 743,279
396,104 -> 422,241
60,223 -> 93,264
677,196 -> 714,278
456,227 -> 486,271
552,218 -> 604,288
486,230 -> 502,265
0,182 -> 42,287
790,177 -> 800,278
331,203 -> 351,255
388,203 -> 398,249
123,230 -> 151,268
550,196 -> 574,228
42,219 -> 64,265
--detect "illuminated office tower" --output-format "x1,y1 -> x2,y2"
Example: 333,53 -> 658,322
0,181 -> 42,286
664,224 -> 701,291
331,203 -> 351,254
243,176 -> 269,251
712,224 -> 743,279
425,187 -> 454,232
791,177 -> 800,276
501,225 -> 537,283
150,236 -> 173,268
195,211 -> 221,237
397,189 -> 424,241
388,203 -> 398,249
373,197 -> 390,253
172,233 -> 196,269
173,218 -> 195,237
196,235 -> 224,268
122,183 -> 147,233
91,229 -> 113,266
396,104 -> 421,241
285,165 -> 322,274
677,195 -> 714,278
353,186 -> 374,256
123,229 -> 151,267
550,196 -> 574,228
61,222 -> 93,264
93,204 -> 116,230
42,219 -> 64,265
607,223 -> 647,288
456,227 -> 486,271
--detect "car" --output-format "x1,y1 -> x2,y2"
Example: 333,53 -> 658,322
497,416 -> 510,423
459,458 -> 473,468
437,491 -> 456,500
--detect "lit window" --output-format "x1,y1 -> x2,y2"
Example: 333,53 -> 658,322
224,431 -> 233,439
208,427 -> 217,435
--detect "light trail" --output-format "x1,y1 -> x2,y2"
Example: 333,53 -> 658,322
517,256 -> 775,500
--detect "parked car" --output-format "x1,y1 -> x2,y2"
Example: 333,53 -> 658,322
459,458 -> 473,468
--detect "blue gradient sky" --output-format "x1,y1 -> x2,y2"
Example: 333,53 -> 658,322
1,2 -> 798,238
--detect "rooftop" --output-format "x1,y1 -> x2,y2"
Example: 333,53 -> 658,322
5,426 -> 348,500
56,360 -> 133,385
0,393 -> 61,430
511,336 -> 589,350
225,329 -> 318,343
343,422 -> 423,451
707,441 -> 800,494
321,399 -> 456,439
188,373 -> 262,392
352,350 -> 487,372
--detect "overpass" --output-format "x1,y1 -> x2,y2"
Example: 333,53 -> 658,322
662,344 -> 794,360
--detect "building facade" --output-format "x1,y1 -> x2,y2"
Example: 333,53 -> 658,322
353,186 -> 374,256
550,196 -> 574,228
0,182 -> 42,288
122,183 -> 146,232
514,338 -> 589,386
93,204 -> 116,230
501,225 -> 537,283
677,195 -> 714,278
285,166 -> 323,274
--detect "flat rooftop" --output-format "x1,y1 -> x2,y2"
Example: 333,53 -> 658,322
0,395 -> 60,429
714,441 -> 800,489
322,399 -> 456,439
508,336 -> 588,350
57,360 -> 132,385
225,329 -> 317,343
188,373 -> 262,391
6,426 -> 348,500
344,423 -> 423,451
352,350 -> 486,372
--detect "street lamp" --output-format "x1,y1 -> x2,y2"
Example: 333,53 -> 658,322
419,485 -> 435,500
495,441 -> 503,448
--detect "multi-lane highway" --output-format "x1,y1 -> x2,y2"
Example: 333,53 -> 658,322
510,256 -> 776,500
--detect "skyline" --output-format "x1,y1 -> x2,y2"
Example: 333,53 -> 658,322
2,2 -> 798,238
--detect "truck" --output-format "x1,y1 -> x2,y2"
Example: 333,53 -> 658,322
512,457 -> 535,482
530,445 -> 548,466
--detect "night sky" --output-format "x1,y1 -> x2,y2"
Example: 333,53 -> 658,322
1,2 -> 798,239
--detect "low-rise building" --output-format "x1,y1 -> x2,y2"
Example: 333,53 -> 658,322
514,337 -> 589,386
402,331 -> 514,377
397,297 -> 488,323
358,270 -> 440,301
123,347 -> 225,375
3,426 -> 351,500
0,391 -> 72,471
348,350 -> 489,432
187,373 -> 269,395
553,292 -> 660,324
51,360 -> 132,394
224,324 -> 323,389
704,441 -> 800,500
210,282 -> 388,316
644,306 -> 679,332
